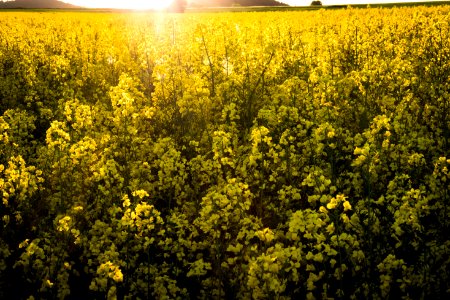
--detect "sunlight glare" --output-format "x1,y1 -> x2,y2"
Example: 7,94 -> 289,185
130,0 -> 174,10
66,1 -> 175,10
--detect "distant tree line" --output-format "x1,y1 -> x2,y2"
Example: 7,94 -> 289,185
190,0 -> 288,7
168,0 -> 188,12
0,0 -> 79,9
0,0 -> 288,10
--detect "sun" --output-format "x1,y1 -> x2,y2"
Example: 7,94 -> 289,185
65,1 -> 175,10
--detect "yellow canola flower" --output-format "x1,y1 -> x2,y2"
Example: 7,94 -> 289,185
326,223 -> 335,234
319,206 -> 328,214
73,206 -> 84,212
343,201 -> 352,211
132,189 -> 149,199
57,216 -> 72,232
46,279 -> 54,288
326,198 -> 338,210
341,214 -> 350,223
256,228 -> 275,243
122,195 -> 131,208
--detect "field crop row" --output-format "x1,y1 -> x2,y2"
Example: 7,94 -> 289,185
0,7 -> 449,299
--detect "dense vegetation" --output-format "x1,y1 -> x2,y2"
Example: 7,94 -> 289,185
0,6 -> 449,299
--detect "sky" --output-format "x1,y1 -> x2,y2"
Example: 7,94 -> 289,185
60,0 -> 444,9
